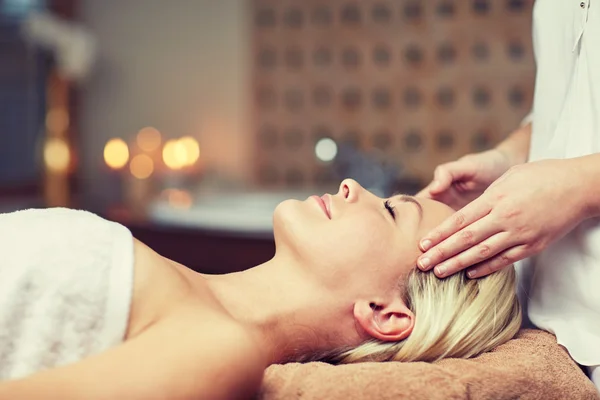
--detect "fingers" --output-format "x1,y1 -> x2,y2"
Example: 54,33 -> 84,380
419,197 -> 492,254
415,187 -> 433,199
418,216 -> 503,275
466,245 -> 529,278
429,166 -> 453,195
430,231 -> 514,278
416,180 -> 444,199
417,165 -> 456,198
418,159 -> 478,198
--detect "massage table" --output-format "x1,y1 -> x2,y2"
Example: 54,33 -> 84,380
259,329 -> 599,399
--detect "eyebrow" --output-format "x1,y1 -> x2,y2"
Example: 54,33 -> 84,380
394,194 -> 423,222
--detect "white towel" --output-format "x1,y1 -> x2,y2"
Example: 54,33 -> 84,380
0,208 -> 134,380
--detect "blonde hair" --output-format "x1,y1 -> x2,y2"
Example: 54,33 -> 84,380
312,266 -> 521,364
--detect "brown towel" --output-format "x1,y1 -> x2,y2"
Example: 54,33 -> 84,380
258,329 -> 599,400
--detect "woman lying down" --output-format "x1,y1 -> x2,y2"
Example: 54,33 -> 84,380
0,179 -> 521,399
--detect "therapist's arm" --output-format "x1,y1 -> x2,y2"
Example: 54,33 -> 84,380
572,153 -> 600,219
495,121 -> 532,167
417,151 -> 600,278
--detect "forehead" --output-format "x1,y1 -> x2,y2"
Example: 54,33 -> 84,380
380,195 -> 452,251
414,197 -> 454,237
390,195 -> 453,220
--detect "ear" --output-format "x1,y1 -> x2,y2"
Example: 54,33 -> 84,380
353,298 -> 414,342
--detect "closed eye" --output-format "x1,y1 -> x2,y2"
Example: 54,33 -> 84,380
384,200 -> 396,220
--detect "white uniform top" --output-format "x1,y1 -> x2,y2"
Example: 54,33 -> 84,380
519,0 -> 600,367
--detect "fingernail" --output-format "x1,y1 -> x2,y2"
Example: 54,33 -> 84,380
467,269 -> 477,279
435,265 -> 447,276
418,257 -> 431,270
420,240 -> 432,251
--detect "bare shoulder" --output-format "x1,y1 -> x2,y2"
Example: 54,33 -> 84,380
126,239 -> 197,339
0,305 -> 266,400
164,306 -> 267,399
126,239 -> 266,398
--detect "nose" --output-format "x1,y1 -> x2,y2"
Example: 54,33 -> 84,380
338,178 -> 363,203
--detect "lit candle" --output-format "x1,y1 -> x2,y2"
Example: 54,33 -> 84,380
124,150 -> 156,217
43,72 -> 72,207
43,136 -> 71,207
103,138 -> 129,206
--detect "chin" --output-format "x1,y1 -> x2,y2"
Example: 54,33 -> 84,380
273,199 -> 315,259
273,198 -> 298,224
273,199 -> 299,242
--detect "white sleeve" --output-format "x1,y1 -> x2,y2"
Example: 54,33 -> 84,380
520,110 -> 534,127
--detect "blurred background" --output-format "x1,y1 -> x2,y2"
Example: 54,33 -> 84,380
0,0 -> 534,273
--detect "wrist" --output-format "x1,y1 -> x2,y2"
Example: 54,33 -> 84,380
567,155 -> 600,220
492,147 -> 517,170
495,123 -> 532,167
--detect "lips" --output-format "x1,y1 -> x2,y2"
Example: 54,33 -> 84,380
312,195 -> 331,219
321,194 -> 331,218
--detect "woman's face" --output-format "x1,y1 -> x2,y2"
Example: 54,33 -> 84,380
273,179 -> 454,296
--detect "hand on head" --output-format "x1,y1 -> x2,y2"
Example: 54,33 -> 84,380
416,149 -> 512,210
273,178 -> 454,346
416,158 -> 588,278
271,178 -> 521,364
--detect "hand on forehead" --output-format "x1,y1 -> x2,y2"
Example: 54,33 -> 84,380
405,196 -> 455,243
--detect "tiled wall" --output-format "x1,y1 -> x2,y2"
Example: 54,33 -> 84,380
252,0 -> 535,188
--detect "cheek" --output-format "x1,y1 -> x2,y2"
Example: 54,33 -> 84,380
273,206 -> 416,286
306,217 -> 393,272
275,204 -> 384,265
317,220 -> 420,286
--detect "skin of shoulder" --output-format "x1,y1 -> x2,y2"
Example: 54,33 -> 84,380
0,237 -> 266,400
158,306 -> 268,400
125,239 -> 195,339
0,305 -> 266,400
127,238 -> 268,399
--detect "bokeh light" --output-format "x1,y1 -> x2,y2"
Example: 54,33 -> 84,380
136,127 -> 162,152
163,189 -> 193,209
44,137 -> 71,172
162,137 -> 200,169
45,108 -> 69,134
129,154 -> 154,179
162,139 -> 186,169
178,136 -> 200,166
104,138 -> 129,169
315,138 -> 338,162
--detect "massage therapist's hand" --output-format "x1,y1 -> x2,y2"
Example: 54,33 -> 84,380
417,149 -> 512,210
417,159 -> 589,278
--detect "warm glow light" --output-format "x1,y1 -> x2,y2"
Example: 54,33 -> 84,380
178,136 -> 200,166
163,140 -> 185,169
163,189 -> 193,209
136,127 -> 162,152
45,108 -> 69,134
129,154 -> 154,179
104,138 -> 130,170
44,137 -> 70,172
315,138 -> 338,162
163,137 -> 201,169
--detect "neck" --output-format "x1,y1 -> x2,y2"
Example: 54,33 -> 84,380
200,256 -> 361,365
